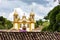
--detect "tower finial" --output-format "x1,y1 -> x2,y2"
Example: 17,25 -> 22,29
14,9 -> 18,16
30,7 -> 35,16
14,9 -> 17,13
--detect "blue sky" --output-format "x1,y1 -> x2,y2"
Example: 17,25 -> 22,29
0,0 -> 59,21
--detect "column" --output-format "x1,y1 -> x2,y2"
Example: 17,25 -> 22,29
14,23 -> 18,30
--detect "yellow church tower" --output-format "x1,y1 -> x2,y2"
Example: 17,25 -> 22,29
13,10 -> 19,30
29,10 -> 35,31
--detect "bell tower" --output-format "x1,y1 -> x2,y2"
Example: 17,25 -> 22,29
29,9 -> 35,31
13,10 -> 19,30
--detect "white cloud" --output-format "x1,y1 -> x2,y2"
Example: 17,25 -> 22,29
0,12 -> 6,17
46,0 -> 59,7
8,12 -> 14,21
0,0 -> 59,21
29,2 -> 54,19
8,1 -> 59,21
15,8 -> 29,19
32,2 -> 36,6
8,8 -> 29,21
46,0 -> 51,1
0,0 -> 1,3
12,3 -> 45,21
35,14 -> 43,20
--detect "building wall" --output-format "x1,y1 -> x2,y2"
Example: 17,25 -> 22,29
14,23 -> 18,30
30,23 -> 34,31
13,22 -> 35,31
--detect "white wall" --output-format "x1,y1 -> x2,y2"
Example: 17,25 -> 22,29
31,23 -> 35,30
26,28 -> 30,31
14,23 -> 18,29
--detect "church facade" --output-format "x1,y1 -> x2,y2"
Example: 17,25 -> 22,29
13,10 -> 35,31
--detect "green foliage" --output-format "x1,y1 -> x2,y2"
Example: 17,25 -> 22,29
0,16 -> 13,29
44,11 -> 51,20
43,21 -> 50,27
39,19 -> 43,25
56,13 -> 60,23
42,26 -> 47,31
35,21 -> 39,28
42,5 -> 60,32
35,19 -> 43,28
44,16 -> 49,20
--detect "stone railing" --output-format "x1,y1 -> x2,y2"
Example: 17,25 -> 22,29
0,32 -> 60,40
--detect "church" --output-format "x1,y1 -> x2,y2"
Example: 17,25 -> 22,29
13,10 -> 35,31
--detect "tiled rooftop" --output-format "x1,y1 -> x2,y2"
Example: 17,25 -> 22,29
0,32 -> 60,40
